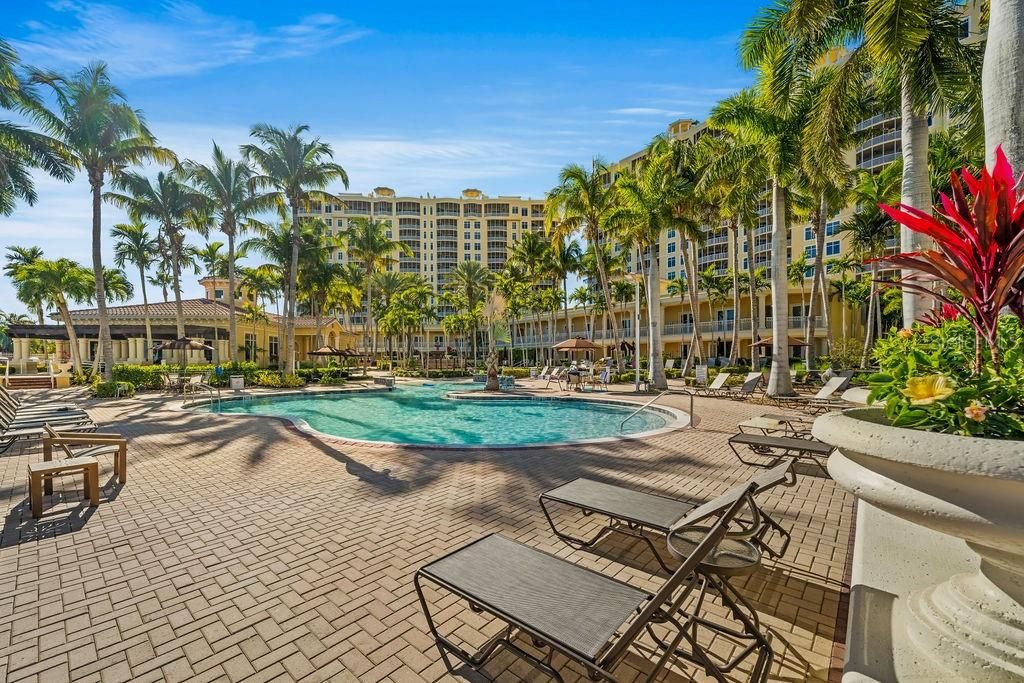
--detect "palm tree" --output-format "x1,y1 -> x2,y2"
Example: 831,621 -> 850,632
242,124 -> 349,375
3,246 -> 46,324
11,258 -> 95,373
0,311 -> 32,353
148,266 -> 172,303
240,223 -> 296,352
105,170 -> 206,339
607,156 -> 683,390
787,253 -> 810,324
31,62 -> 174,380
0,40 -> 72,215
507,231 -> 554,363
827,255 -> 861,341
340,217 -> 410,357
569,286 -> 593,339
742,0 -> 981,326
184,143 -> 273,365
546,159 -> 623,369
195,242 -> 228,278
549,236 -> 582,339
446,260 -> 493,363
111,221 -> 158,362
984,1 -> 1024,169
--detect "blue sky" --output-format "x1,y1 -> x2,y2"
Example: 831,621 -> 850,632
1,0 -> 761,313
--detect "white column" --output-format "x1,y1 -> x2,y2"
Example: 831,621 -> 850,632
217,340 -> 230,363
13,338 -> 28,362
78,338 -> 90,363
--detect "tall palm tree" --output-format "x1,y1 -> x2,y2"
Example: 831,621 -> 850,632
507,231 -> 554,363
742,0 -> 981,326
148,266 -> 172,303
240,223 -> 296,352
242,123 -> 349,375
111,221 -> 158,362
184,143 -> 273,365
0,39 -> 72,215
984,0 -> 1024,169
11,258 -> 95,373
607,156 -> 683,390
549,236 -> 582,339
546,159 -> 623,369
446,260 -> 493,363
3,246 -> 46,324
787,252 -> 810,324
569,285 -> 593,339
340,217 -> 410,357
105,170 -> 205,338
195,242 -> 228,279
31,62 -> 174,380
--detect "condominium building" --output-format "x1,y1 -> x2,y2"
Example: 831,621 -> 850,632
297,187 -> 547,320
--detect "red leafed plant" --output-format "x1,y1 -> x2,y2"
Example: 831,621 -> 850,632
879,146 -> 1024,370
917,303 -> 961,327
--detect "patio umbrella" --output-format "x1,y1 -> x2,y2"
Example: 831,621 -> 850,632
308,345 -> 346,356
552,336 -> 598,351
750,335 -> 810,348
154,337 -> 215,374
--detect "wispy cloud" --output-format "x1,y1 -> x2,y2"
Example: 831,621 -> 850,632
12,1 -> 370,79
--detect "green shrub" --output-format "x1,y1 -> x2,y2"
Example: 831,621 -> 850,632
92,380 -> 135,398
251,371 -> 305,388
112,362 -> 262,389
500,367 -> 531,378
319,376 -> 347,386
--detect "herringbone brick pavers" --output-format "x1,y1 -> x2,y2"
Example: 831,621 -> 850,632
0,383 -> 853,682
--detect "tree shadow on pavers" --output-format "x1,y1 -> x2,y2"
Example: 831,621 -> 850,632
1,495 -> 98,547
300,438 -> 414,493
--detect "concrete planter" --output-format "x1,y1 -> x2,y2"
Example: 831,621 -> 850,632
813,408 -> 1024,681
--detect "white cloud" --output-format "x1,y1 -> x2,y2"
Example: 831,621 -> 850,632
12,1 -> 370,79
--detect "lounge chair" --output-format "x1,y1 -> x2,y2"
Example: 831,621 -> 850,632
720,372 -> 764,401
415,485 -> 766,682
0,416 -> 96,453
691,371 -> 731,397
535,365 -> 551,381
729,432 -> 833,474
540,458 -> 796,571
739,413 -> 814,439
544,367 -> 565,389
43,424 -> 128,485
772,376 -> 850,413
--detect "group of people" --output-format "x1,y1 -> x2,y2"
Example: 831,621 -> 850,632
565,357 -> 613,389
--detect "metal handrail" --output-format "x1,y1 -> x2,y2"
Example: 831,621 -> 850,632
620,389 -> 697,431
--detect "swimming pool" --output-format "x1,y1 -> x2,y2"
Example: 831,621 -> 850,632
206,383 -> 679,447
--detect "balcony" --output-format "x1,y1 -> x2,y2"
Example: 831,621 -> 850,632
857,151 -> 900,170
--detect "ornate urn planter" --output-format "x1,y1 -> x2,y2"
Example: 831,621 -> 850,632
813,408 -> 1024,681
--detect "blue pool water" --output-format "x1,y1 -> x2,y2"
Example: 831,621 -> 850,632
209,383 -> 671,446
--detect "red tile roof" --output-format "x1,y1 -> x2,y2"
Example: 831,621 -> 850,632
64,299 -> 341,330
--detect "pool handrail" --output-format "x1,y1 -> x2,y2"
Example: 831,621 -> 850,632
619,389 -> 696,432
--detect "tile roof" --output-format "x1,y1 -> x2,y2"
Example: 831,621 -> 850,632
64,299 -> 341,330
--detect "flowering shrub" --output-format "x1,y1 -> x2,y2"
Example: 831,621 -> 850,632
868,317 -> 1024,438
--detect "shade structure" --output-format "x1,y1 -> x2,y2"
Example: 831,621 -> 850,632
154,337 -> 215,352
751,335 -> 810,348
552,336 -> 598,351
308,345 -> 346,356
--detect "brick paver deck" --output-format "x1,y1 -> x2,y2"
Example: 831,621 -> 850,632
0,381 -> 853,682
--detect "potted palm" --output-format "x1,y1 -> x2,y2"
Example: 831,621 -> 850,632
812,148 -> 1024,681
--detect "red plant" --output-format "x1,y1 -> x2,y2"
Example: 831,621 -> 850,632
878,146 -> 1024,368
917,303 -> 962,327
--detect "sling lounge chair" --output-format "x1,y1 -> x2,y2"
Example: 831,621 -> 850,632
545,367 -> 565,389
540,458 -> 796,571
692,372 -> 730,397
772,376 -> 850,413
43,424 -> 128,485
414,487 -> 765,683
721,372 -> 764,401
729,432 -> 833,474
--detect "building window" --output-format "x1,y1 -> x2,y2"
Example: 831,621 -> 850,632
214,289 -> 224,299
804,227 -> 813,241
667,242 -> 676,253
522,208 -> 529,216
667,229 -> 676,238
826,220 -> 840,236
667,256 -> 676,268
269,336 -> 279,361
826,240 -> 841,256
666,271 -> 675,280
960,17 -> 970,39
244,333 -> 256,362
805,245 -> 817,258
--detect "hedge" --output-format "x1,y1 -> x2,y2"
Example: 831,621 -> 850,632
93,380 -> 135,398
500,367 -> 531,378
112,362 -> 262,389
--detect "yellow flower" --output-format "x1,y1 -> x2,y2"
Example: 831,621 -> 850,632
898,328 -> 914,339
964,401 -> 988,422
900,375 -> 955,405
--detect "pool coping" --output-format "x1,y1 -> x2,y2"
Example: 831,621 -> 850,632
185,383 -> 692,450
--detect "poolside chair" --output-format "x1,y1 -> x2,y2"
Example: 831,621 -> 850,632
540,458 -> 796,571
544,367 -> 565,389
414,485 -> 766,683
664,358 -> 676,371
0,413 -> 96,453
738,413 -> 814,439
720,372 -> 764,401
692,371 -> 731,397
729,432 -> 833,474
43,424 -> 128,484
535,365 -> 551,381
772,375 -> 851,413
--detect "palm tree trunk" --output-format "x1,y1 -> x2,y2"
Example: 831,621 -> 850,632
899,73 -> 933,327
644,248 -> 666,390
729,224 -> 740,365
57,300 -> 84,375
745,229 -> 759,368
983,0 -> 1024,170
861,261 -> 879,368
90,178 -> 113,380
170,234 -> 186,338
138,264 -> 153,364
767,180 -> 794,396
590,233 -> 621,371
805,200 -> 827,368
681,237 -> 703,374
287,204 -> 301,375
227,230 -> 238,365
363,273 -> 372,358
819,266 -> 833,354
